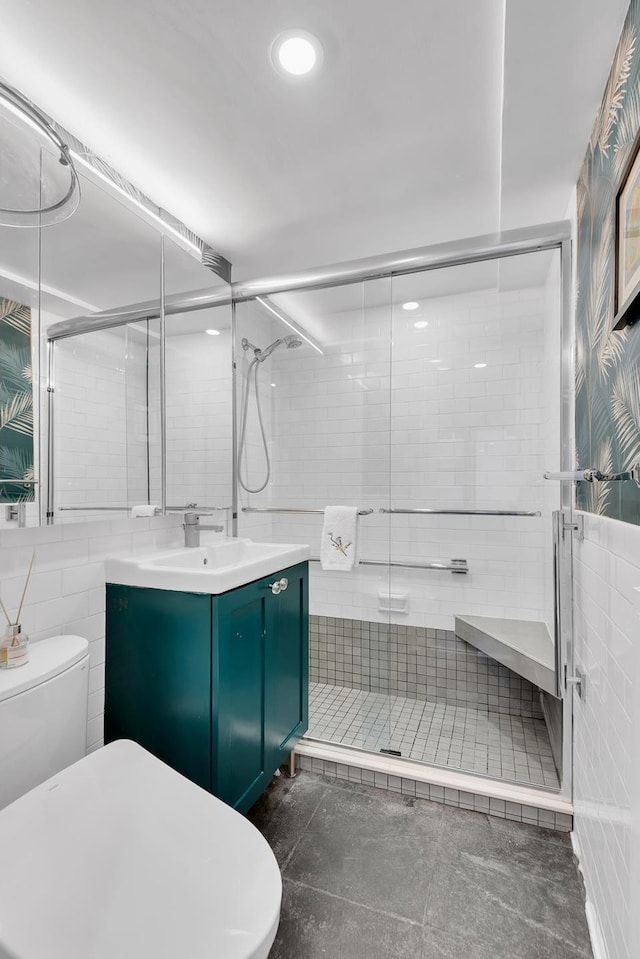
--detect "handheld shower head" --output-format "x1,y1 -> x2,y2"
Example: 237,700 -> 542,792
258,334 -> 303,361
238,330 -> 304,494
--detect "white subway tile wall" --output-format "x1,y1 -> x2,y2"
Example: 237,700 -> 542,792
0,515 -> 183,750
245,285 -> 557,631
572,511 -> 640,959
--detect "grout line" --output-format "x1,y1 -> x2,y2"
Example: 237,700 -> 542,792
279,785 -> 330,874
444,867 -> 592,957
283,876 -> 424,929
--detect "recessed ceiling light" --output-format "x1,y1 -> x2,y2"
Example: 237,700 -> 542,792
402,301 -> 420,311
205,329 -> 221,336
271,30 -> 323,77
474,362 -> 487,368
413,320 -> 428,330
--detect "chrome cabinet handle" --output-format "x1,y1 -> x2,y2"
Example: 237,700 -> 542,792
267,578 -> 288,595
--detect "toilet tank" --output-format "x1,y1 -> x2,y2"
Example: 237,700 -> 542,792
0,635 -> 89,809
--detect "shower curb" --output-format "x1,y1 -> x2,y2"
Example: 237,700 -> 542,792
294,739 -> 573,833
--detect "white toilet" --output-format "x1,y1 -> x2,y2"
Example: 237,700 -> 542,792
0,633 -> 90,809
0,636 -> 282,959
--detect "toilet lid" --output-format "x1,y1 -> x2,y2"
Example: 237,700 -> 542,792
0,741 -> 281,959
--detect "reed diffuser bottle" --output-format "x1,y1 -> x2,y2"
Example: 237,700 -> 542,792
0,551 -> 35,669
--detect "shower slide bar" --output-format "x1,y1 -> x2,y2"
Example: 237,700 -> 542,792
380,508 -> 541,517
544,464 -> 640,488
309,557 -> 468,575
241,507 -> 375,516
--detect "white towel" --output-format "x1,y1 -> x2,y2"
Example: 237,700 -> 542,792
131,505 -> 160,518
320,506 -> 359,571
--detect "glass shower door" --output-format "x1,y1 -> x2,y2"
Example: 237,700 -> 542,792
234,277 -> 395,756
385,251 -> 564,787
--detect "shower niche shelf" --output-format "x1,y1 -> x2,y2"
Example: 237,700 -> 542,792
454,614 -> 556,696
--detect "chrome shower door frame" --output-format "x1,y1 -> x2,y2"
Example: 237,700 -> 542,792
233,221 -> 576,803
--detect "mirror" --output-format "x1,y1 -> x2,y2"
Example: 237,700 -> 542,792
45,171 -> 163,524
164,241 -> 232,517
47,177 -> 232,526
0,84 -> 232,528
0,216 -> 41,527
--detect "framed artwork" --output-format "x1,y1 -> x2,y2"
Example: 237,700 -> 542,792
614,133 -> 640,330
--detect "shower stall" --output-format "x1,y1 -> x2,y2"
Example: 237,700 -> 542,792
44,215 -> 574,811
234,222 -> 573,803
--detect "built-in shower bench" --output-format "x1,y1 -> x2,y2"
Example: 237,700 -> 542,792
454,615 -> 556,696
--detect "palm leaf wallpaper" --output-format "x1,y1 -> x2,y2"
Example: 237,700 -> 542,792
577,0 -> 640,524
0,298 -> 34,503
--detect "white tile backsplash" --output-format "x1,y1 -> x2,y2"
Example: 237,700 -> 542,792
572,511 -> 640,959
0,514 -> 183,750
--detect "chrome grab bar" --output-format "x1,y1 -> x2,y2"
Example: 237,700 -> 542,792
0,479 -> 37,485
309,557 -> 468,575
242,507 -> 374,516
379,507 -> 541,517
167,505 -> 232,511
544,464 -> 640,488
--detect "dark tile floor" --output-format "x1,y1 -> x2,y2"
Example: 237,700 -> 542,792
248,772 -> 592,959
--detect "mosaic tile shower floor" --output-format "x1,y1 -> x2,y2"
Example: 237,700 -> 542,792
308,682 -> 560,790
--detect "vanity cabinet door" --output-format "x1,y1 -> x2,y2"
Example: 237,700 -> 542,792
264,562 -> 309,772
212,578 -> 270,812
105,584 -> 213,792
211,562 -> 308,813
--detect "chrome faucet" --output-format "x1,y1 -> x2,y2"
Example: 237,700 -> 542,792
183,511 -> 224,547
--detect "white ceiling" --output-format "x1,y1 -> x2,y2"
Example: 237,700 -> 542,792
0,0 -> 630,281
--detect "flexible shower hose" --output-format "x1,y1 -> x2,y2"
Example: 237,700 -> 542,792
238,356 -> 271,493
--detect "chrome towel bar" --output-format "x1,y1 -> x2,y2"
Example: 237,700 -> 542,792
544,464 -> 640,488
309,557 -> 468,575
242,506 -> 538,517
379,507 -> 541,517
242,507 -> 374,516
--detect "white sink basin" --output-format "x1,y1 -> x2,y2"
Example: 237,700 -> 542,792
106,538 -> 310,594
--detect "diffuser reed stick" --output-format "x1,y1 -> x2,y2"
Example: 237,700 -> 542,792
0,595 -> 11,627
15,551 -> 35,625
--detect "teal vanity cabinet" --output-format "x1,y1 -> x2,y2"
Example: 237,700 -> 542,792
104,561 -> 308,813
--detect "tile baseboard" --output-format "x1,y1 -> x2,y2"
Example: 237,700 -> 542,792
294,739 -> 573,833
